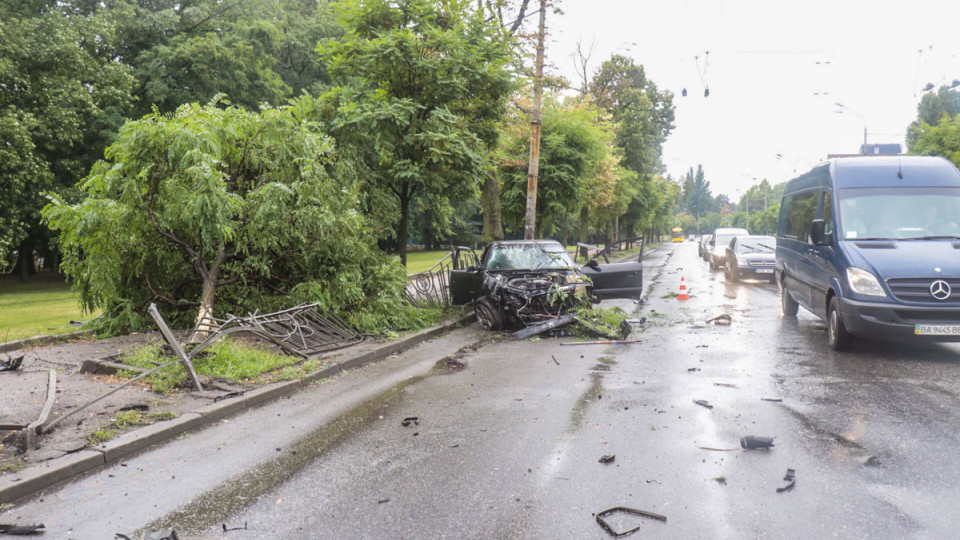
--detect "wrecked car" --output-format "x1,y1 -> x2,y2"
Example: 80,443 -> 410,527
450,239 -> 643,331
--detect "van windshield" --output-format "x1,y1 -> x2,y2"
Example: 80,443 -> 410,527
838,187 -> 960,240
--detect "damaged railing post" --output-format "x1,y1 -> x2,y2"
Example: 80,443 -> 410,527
148,303 -> 203,392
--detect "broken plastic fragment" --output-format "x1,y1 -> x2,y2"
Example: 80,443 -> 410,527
0,524 -> 45,535
599,454 -> 616,464
401,417 -> 419,427
694,399 -> 713,409
595,506 -> 667,537
0,355 -> 23,372
740,435 -> 775,449
706,314 -> 732,325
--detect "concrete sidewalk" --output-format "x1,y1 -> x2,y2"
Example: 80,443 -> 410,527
0,313 -> 475,505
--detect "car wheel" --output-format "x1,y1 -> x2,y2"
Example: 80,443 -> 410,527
827,296 -> 852,351
727,262 -> 739,282
475,298 -> 502,331
780,279 -> 799,317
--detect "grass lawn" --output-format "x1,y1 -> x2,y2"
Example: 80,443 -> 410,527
404,250 -> 454,274
0,273 -> 95,342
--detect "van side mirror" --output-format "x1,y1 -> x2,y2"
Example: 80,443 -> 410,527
810,219 -> 827,245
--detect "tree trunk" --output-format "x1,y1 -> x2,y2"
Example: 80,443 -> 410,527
578,206 -> 589,260
481,173 -> 503,243
190,247 -> 226,343
398,191 -> 410,267
17,240 -> 35,283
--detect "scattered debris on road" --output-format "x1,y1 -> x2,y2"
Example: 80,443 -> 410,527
693,399 -> 713,409
213,391 -> 246,403
560,339 -> 642,346
599,454 -> 616,464
551,355 -> 560,365
401,417 -> 419,427
687,367 -> 701,372
777,468 -> 796,492
713,382 -> 737,388
222,522 -> 248,532
513,313 -> 578,339
0,355 -> 24,372
706,314 -> 732,326
740,435 -> 775,449
133,529 -> 180,540
712,476 -> 727,485
761,398 -> 783,402
698,446 -> 740,452
595,506 -> 667,537
0,523 -> 45,535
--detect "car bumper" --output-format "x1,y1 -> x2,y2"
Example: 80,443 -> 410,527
737,266 -> 775,279
839,297 -> 960,341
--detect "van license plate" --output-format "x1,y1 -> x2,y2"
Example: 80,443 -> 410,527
755,269 -> 774,274
915,324 -> 960,335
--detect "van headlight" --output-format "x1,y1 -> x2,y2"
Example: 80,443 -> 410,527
846,267 -> 886,297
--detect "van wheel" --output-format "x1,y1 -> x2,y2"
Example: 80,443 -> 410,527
780,280 -> 799,317
475,298 -> 502,331
827,296 -> 852,351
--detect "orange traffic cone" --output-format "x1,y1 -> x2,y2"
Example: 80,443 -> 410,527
677,276 -> 690,301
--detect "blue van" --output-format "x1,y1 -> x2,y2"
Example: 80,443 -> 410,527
776,156 -> 960,350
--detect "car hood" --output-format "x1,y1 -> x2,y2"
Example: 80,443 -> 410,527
737,252 -> 775,263
844,240 -> 960,279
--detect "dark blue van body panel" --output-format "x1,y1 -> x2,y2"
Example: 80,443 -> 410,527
776,156 -> 960,343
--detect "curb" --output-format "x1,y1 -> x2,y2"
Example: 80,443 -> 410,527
0,330 -> 96,354
0,312 -> 475,505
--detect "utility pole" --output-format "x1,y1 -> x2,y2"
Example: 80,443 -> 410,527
524,0 -> 546,240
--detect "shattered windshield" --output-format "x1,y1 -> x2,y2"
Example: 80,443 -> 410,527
736,236 -> 776,253
486,243 -> 576,270
839,187 -> 960,240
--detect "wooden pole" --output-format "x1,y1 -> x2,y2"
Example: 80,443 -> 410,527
524,0 -> 546,240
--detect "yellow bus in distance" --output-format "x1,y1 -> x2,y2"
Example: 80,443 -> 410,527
671,227 -> 684,242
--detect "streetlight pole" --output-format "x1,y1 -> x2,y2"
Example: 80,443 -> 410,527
834,102 -> 868,151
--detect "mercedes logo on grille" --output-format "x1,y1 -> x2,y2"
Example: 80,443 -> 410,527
930,280 -> 952,301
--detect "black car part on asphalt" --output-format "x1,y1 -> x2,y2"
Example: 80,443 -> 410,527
595,506 -> 667,537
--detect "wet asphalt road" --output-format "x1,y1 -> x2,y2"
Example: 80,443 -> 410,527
6,242 -> 960,539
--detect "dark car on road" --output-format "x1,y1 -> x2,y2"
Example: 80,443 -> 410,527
450,240 -> 643,330
724,235 -> 776,282
698,234 -> 713,260
707,227 -> 749,270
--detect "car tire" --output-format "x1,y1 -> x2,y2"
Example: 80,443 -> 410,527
780,279 -> 799,317
827,296 -> 852,351
475,298 -> 502,331
709,257 -> 716,271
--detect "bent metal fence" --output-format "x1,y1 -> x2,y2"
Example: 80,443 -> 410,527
405,246 -> 479,308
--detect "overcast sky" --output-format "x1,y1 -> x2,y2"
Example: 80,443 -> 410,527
548,0 -> 960,200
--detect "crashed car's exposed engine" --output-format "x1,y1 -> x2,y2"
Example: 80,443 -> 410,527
484,271 -> 591,327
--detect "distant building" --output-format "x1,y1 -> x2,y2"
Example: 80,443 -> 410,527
859,143 -> 902,155
827,143 -> 902,159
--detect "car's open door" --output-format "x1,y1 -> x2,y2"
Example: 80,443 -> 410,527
577,237 -> 644,300
448,246 -> 483,305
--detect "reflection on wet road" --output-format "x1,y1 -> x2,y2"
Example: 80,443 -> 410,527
7,242 -> 960,539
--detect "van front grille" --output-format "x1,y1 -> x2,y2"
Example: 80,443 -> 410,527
887,278 -> 960,305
